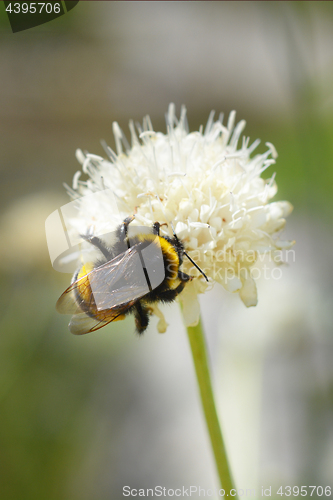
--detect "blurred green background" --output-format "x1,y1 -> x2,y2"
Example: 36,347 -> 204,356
0,2 -> 332,499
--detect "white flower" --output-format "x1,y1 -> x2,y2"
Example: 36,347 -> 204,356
64,104 -> 294,329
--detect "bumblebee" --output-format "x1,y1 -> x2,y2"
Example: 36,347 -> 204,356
56,216 -> 208,335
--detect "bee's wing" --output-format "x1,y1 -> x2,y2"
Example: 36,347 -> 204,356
68,309 -> 128,335
56,285 -> 78,314
57,246 -> 153,315
56,275 -> 90,315
85,246 -> 153,310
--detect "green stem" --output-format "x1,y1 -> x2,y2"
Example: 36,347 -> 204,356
185,314 -> 237,496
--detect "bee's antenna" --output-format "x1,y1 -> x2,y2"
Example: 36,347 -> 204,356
170,222 -> 209,282
183,251 -> 209,282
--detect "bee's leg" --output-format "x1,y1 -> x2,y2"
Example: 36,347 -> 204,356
147,272 -> 193,304
117,215 -> 135,242
134,301 -> 150,334
152,222 -> 160,235
177,271 -> 192,282
152,222 -> 168,235
80,234 -> 112,260
151,285 -> 183,303
152,277 -> 193,303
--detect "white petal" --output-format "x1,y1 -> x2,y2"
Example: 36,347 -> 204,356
75,149 -> 86,164
175,221 -> 188,237
268,201 -> 293,220
210,216 -> 222,231
224,275 -> 242,292
265,142 -> 278,159
179,281 -> 201,327
265,218 -> 286,233
239,276 -> 258,307
275,239 -> 296,249
200,204 -> 210,223
249,208 -> 267,228
149,304 -> 168,334
277,201 -> 293,217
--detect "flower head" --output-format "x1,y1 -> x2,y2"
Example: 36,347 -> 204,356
64,104 -> 293,330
